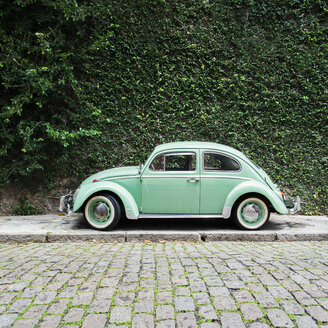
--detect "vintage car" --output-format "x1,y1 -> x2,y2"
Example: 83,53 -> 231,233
59,142 -> 300,230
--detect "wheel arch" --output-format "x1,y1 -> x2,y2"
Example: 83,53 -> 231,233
222,181 -> 288,218
73,181 -> 139,219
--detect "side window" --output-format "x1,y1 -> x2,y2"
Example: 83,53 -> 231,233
203,152 -> 240,171
150,153 -> 196,171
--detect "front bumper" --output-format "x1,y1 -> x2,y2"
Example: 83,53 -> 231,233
284,196 -> 301,214
59,192 -> 73,214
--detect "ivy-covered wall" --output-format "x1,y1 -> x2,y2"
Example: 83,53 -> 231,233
1,0 -> 327,214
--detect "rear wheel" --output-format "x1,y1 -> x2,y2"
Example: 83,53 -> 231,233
232,197 -> 270,230
84,194 -> 121,230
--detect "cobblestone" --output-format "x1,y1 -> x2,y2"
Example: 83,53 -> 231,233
0,241 -> 327,327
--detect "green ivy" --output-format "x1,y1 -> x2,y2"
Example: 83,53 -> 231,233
0,0 -> 327,214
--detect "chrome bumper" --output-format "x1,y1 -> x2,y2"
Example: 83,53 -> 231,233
59,192 -> 73,215
285,196 -> 301,214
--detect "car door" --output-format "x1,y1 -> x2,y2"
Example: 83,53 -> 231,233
141,150 -> 200,214
200,150 -> 244,214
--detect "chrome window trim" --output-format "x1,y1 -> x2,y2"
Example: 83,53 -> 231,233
202,151 -> 241,173
149,151 -> 197,173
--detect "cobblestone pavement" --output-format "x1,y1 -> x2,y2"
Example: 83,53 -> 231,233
0,242 -> 327,328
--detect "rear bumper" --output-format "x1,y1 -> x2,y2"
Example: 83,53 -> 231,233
284,196 -> 301,214
59,192 -> 73,214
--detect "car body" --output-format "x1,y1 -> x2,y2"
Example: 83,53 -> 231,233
59,141 -> 301,230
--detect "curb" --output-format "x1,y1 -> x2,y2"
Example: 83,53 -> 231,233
0,231 -> 327,243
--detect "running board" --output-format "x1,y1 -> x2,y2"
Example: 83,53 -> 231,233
138,214 -> 224,219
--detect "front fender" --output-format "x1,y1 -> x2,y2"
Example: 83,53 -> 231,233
223,181 -> 288,218
73,181 -> 139,219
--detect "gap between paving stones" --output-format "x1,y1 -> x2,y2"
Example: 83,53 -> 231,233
0,231 -> 327,243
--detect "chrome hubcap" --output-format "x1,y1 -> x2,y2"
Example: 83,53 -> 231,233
242,204 -> 260,222
93,203 -> 109,221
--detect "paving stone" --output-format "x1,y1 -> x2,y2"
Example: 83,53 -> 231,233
280,300 -> 305,314
134,300 -> 154,313
8,299 -> 31,313
175,287 -> 191,296
82,314 -> 107,328
232,289 -> 254,302
38,315 -> 62,328
200,323 -> 220,328
132,313 -> 154,328
174,296 -> 195,311
156,319 -> 175,328
293,291 -> 317,305
114,292 -> 135,305
209,287 -> 230,297
0,306 -> 5,314
95,287 -> 115,299
190,280 -> 207,291
213,296 -> 237,310
176,312 -> 197,328
254,292 -> 279,307
0,293 -> 18,305
58,286 -> 78,298
198,304 -> 218,320
71,291 -> 94,305
109,306 -> 132,323
193,292 -> 211,304
302,284 -> 326,297
247,323 -> 270,328
0,314 -> 18,328
79,281 -> 98,291
257,274 -> 279,286
240,303 -> 264,320
47,299 -> 70,314
266,309 -> 294,327
34,291 -> 57,304
11,318 -> 39,328
88,299 -> 111,312
317,298 -> 328,310
22,305 -> 47,318
21,287 -> 42,298
294,315 -> 318,328
63,308 -> 85,323
220,312 -> 245,328
247,283 -> 266,293
7,282 -> 28,292
305,305 -> 328,322
203,276 -> 223,286
267,286 -> 293,299
156,292 -> 172,303
156,305 -> 174,320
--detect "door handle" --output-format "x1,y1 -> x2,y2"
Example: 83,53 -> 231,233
187,178 -> 200,182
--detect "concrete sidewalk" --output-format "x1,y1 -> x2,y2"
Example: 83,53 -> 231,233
0,214 -> 327,243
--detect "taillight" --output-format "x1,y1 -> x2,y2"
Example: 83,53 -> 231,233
92,179 -> 100,183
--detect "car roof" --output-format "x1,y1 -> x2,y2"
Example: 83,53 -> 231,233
153,141 -> 244,157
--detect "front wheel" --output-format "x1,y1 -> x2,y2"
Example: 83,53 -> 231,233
84,194 -> 121,230
232,197 -> 270,230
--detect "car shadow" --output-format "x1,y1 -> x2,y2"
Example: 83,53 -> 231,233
70,215 -> 301,232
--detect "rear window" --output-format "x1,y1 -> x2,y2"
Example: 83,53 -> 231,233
203,152 -> 240,171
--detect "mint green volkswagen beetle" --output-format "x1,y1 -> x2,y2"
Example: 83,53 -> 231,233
59,142 -> 300,230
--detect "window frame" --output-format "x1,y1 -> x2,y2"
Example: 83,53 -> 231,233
149,151 -> 197,172
202,151 -> 241,173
